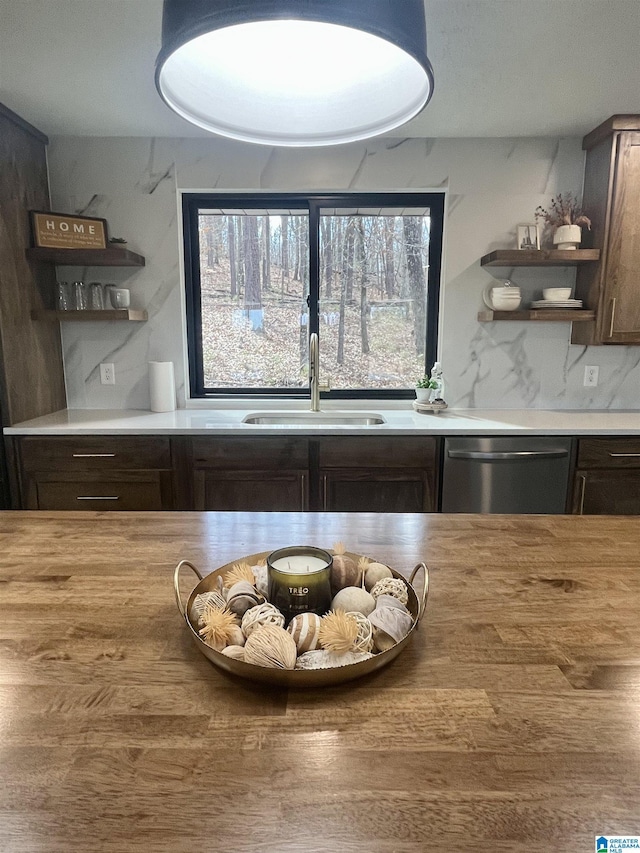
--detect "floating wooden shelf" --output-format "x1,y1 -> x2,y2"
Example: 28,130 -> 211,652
480,249 -> 600,267
478,309 -> 596,322
26,247 -> 145,267
31,309 -> 147,322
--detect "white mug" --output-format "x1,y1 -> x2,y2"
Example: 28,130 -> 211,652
110,288 -> 130,309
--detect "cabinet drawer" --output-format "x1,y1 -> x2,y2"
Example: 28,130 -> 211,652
318,437 -> 437,469
191,438 -> 308,470
19,437 -> 172,472
577,439 -> 640,468
35,478 -> 164,510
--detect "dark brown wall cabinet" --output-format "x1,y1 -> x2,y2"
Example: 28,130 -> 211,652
572,438 -> 640,515
573,116 -> 640,345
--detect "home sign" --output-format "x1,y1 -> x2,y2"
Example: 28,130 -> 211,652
30,211 -> 108,250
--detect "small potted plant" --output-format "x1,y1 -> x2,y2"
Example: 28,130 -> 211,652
415,375 -> 436,403
535,193 -> 591,250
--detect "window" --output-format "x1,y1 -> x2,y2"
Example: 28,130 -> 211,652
183,192 -> 444,399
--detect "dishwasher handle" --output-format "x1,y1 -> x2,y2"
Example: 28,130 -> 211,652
447,449 -> 570,461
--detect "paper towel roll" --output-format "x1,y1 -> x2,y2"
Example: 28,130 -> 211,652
149,361 -> 176,412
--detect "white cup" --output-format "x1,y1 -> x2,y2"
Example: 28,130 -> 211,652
110,288 -> 130,309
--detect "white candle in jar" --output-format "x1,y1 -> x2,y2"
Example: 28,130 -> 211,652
270,555 -> 329,574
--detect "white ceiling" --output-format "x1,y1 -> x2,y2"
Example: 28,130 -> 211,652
1,0 -> 639,141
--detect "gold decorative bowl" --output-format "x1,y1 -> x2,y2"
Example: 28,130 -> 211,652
174,551 -> 429,687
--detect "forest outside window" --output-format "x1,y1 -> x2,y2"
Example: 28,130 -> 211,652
182,192 -> 444,399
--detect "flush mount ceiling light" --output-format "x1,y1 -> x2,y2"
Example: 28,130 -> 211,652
155,0 -> 434,147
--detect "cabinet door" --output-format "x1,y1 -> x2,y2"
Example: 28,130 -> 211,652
604,132 -> 640,343
320,469 -> 433,513
572,469 -> 640,515
194,470 -> 308,511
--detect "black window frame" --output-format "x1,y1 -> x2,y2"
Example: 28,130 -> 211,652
183,191 -> 445,400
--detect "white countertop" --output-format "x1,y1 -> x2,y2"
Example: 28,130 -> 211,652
4,407 -> 640,436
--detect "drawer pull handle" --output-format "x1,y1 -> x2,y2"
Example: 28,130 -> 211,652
609,453 -> 640,458
448,450 -> 568,461
578,475 -> 587,515
72,453 -> 116,458
76,496 -> 120,501
300,473 -> 306,511
609,297 -> 616,338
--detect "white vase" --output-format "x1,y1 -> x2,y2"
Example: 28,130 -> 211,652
553,224 -> 582,250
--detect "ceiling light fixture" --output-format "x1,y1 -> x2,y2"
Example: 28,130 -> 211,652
155,0 -> 434,147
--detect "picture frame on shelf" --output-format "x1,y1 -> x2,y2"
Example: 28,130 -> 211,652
30,210 -> 108,250
516,223 -> 540,251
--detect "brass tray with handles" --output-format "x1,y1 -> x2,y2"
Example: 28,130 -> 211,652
174,551 -> 429,687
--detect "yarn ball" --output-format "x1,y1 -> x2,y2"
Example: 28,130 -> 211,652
287,612 -> 322,653
364,562 -> 394,591
241,602 -> 285,637
331,586 -> 375,617
243,624 -> 297,670
370,577 -> 409,606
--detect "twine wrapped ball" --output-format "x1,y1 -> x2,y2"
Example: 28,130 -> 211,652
346,611 -> 374,653
369,605 -> 413,652
331,586 -> 375,617
295,649 -> 373,670
190,589 -> 227,626
243,624 -> 297,670
226,580 -> 265,618
364,562 -> 393,592
370,577 -> 409,606
287,612 -> 322,653
330,542 -> 359,593
241,602 -> 285,638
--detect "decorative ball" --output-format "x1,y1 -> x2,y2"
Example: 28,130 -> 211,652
226,580 -> 264,618
346,611 -> 374,653
241,602 -> 285,637
330,542 -> 359,593
198,605 -> 240,652
287,612 -> 322,653
221,645 -> 245,661
364,562 -> 393,591
227,625 -> 246,647
243,624 -> 297,670
190,589 -> 227,626
319,610 -> 359,653
331,586 -> 375,617
251,562 -> 269,598
369,605 -> 413,652
375,593 -> 410,613
370,577 -> 409,606
295,649 -> 373,670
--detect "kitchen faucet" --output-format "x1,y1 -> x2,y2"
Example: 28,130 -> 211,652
309,332 -> 320,412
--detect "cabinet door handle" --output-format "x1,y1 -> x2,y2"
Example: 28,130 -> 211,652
608,297 -> 617,338
76,496 -> 120,501
577,475 -> 587,515
300,474 -> 306,511
447,450 -> 569,461
72,453 -> 116,458
322,475 -> 328,511
609,453 -> 640,458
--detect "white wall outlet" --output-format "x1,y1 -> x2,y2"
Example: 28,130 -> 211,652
100,363 -> 115,385
584,365 -> 599,387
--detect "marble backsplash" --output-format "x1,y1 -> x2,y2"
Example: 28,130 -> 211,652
47,134 -> 640,411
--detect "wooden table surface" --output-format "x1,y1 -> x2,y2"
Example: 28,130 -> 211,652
1,511 -> 640,853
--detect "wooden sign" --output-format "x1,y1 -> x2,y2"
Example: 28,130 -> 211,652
30,211 -> 108,250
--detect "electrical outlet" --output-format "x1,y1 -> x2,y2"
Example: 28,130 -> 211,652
584,365 -> 599,387
100,363 -> 115,385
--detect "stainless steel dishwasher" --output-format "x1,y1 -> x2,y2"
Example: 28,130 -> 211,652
441,436 -> 572,513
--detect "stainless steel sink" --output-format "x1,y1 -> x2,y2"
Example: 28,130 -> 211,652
242,412 -> 386,426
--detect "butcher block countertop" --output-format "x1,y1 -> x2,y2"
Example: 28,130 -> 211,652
1,511 -> 640,852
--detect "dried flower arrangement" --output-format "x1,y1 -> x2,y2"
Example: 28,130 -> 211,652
535,193 -> 591,231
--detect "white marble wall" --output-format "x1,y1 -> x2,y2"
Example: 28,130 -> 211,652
47,135 -> 640,410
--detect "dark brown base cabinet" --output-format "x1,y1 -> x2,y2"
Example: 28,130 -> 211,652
11,435 -> 439,513
572,438 -> 640,515
14,436 -> 175,510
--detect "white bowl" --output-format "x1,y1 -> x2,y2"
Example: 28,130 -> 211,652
543,287 -> 572,302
